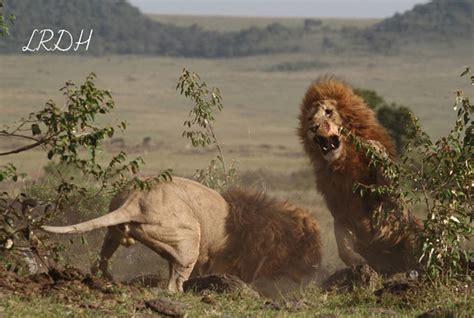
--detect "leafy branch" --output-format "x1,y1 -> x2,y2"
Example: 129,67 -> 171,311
0,0 -> 14,37
346,67 -> 473,279
177,68 -> 237,191
0,74 -> 172,272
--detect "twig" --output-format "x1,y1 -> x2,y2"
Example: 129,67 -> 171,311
208,123 -> 227,175
0,138 -> 48,156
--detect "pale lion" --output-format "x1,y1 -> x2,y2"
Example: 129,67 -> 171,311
43,177 -> 321,292
298,77 -> 422,273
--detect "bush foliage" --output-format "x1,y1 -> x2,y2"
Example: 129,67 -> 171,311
0,74 -> 171,271
354,88 -> 414,153
177,69 -> 238,191
351,69 -> 473,279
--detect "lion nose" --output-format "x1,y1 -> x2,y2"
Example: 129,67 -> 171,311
310,124 -> 320,133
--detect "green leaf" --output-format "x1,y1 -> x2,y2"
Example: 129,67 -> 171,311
460,67 -> 470,77
107,127 -> 114,138
31,124 -> 42,136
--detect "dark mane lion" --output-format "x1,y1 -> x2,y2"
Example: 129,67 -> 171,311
220,189 -> 322,283
298,76 -> 420,273
299,76 -> 396,174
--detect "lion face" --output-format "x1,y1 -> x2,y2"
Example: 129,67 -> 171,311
305,99 -> 344,162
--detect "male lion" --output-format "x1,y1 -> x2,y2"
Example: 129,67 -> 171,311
298,77 -> 421,273
43,177 -> 321,292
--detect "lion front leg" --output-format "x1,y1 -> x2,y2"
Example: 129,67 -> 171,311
334,221 -> 366,267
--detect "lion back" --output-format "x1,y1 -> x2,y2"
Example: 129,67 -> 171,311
221,189 -> 322,283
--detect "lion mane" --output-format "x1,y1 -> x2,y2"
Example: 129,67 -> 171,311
220,189 -> 322,283
298,77 -> 421,273
298,76 -> 396,173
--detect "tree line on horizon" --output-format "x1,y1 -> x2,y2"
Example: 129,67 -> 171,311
0,0 -> 472,57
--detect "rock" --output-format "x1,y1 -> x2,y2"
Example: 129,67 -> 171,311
416,308 -> 455,318
48,267 -> 84,282
322,264 -> 379,292
145,297 -> 187,317
183,274 -> 260,298
374,271 -> 420,297
82,275 -> 115,294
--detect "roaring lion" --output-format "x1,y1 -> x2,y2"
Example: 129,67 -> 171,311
42,177 -> 321,292
298,77 -> 421,273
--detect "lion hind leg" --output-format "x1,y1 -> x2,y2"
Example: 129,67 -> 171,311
166,236 -> 200,292
91,226 -> 122,280
168,260 -> 197,293
129,223 -> 201,292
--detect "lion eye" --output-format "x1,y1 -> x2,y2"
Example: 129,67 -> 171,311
325,109 -> 333,117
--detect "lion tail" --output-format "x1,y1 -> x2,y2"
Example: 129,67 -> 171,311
42,206 -> 141,234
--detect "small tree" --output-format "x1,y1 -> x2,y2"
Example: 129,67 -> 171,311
354,88 -> 414,153
177,68 -> 238,191
0,0 -> 14,36
0,74 -> 171,272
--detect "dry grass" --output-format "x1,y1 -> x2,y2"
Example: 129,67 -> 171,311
0,48 -> 470,177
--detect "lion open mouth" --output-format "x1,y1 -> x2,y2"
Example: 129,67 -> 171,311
314,135 -> 340,155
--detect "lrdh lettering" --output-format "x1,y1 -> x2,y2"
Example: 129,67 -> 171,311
22,29 -> 93,52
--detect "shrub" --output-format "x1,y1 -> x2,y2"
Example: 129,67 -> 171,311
354,88 -> 414,153
350,69 -> 473,280
0,74 -> 171,272
177,68 -> 238,191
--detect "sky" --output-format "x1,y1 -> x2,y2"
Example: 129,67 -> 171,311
128,0 -> 431,18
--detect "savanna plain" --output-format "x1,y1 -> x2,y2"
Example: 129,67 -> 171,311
0,15 -> 473,317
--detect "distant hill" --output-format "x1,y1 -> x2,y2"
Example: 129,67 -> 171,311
0,0 -> 472,57
0,0 -> 301,56
357,0 -> 473,50
372,0 -> 472,35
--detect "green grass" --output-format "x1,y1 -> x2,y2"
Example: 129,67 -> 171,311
1,279 -> 472,317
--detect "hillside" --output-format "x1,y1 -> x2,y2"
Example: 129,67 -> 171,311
371,0 -> 472,37
0,0 -> 301,57
356,0 -> 473,51
0,0 -> 472,57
